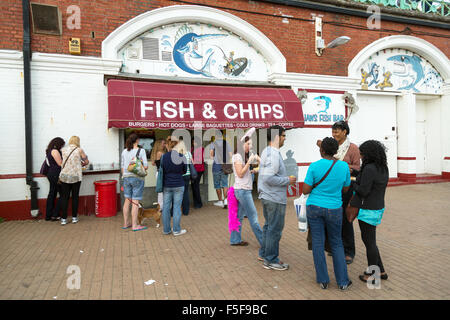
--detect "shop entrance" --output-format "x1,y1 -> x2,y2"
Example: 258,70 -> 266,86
120,128 -> 266,207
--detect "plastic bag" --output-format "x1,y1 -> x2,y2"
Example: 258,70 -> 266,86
294,194 -> 309,232
127,148 -> 147,177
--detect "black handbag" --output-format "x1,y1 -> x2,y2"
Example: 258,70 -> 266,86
40,156 -> 50,176
221,140 -> 233,175
189,161 -> 198,180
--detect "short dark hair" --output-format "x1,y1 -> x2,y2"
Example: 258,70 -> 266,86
332,120 -> 350,136
267,125 -> 285,142
321,137 -> 339,156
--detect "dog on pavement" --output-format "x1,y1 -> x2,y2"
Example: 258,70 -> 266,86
138,202 -> 161,227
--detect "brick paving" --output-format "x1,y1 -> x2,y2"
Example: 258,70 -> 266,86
1,182 -> 449,300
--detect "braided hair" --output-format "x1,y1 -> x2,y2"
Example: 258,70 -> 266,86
359,140 -> 388,172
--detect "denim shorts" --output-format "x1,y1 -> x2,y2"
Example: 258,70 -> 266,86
213,170 -> 228,189
123,176 -> 145,200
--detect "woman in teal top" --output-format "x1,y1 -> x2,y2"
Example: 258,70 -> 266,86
303,137 -> 352,291
350,140 -> 389,283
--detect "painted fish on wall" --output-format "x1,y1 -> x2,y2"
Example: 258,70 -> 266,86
173,31 -> 227,77
387,54 -> 424,92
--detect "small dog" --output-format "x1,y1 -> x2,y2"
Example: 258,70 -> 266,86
138,202 -> 161,227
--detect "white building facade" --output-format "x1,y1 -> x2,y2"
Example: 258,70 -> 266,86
1,5 -> 449,220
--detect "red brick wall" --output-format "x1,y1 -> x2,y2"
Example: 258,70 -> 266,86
1,0 -> 449,76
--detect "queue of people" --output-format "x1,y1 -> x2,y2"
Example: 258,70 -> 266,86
226,124 -> 388,290
42,121 -> 389,291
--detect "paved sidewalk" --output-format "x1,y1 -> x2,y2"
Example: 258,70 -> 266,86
1,183 -> 449,300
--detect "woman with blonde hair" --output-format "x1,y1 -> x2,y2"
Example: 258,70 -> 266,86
173,139 -> 194,216
150,138 -> 167,210
59,135 -> 89,225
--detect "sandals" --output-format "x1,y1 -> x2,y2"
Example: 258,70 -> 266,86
132,226 -> 148,232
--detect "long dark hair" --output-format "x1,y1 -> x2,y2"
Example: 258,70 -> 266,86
234,136 -> 251,163
46,137 -> 65,154
359,140 -> 388,171
125,133 -> 139,151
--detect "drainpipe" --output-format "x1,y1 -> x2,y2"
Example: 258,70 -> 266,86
23,0 -> 39,218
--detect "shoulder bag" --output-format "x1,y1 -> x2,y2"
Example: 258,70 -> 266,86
127,148 -> 147,177
40,155 -> 50,176
306,159 -> 337,251
189,159 -> 198,180
346,176 -> 362,223
221,140 -> 233,175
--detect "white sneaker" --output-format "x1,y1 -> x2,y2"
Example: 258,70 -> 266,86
72,217 -> 78,224
224,199 -> 228,206
173,229 -> 187,236
61,219 -> 67,225
214,201 -> 224,208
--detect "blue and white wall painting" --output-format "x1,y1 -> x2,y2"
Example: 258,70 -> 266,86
359,48 -> 443,93
302,92 -> 346,126
118,23 -> 270,81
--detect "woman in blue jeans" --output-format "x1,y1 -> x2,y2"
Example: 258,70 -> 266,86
230,136 -> 264,257
173,140 -> 193,216
161,136 -> 187,236
121,133 -> 148,231
303,137 -> 353,290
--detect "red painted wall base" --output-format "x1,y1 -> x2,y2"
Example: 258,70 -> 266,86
398,173 -> 417,182
0,194 -> 121,221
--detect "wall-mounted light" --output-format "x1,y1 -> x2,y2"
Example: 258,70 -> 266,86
315,17 -> 350,56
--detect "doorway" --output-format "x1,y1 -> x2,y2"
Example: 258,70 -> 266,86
415,100 -> 427,174
415,96 -> 442,175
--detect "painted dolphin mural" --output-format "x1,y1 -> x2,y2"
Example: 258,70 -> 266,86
387,54 -> 424,92
314,95 -> 331,114
173,32 -> 227,77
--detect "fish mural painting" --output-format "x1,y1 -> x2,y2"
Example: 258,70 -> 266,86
118,23 -> 270,81
170,24 -> 250,78
172,25 -> 227,77
359,49 -> 443,94
387,54 -> 424,92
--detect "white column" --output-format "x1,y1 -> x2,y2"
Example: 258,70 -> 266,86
396,92 -> 416,181
441,82 -> 450,179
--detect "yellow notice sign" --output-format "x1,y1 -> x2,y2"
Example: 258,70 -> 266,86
69,38 -> 81,55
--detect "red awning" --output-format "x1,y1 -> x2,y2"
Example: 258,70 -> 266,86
107,80 -> 304,130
